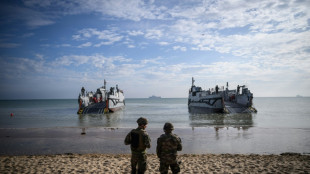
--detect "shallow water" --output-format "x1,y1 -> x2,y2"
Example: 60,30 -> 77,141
0,97 -> 309,155
1,97 -> 310,129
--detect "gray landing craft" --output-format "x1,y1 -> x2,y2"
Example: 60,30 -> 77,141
77,80 -> 125,114
188,77 -> 257,114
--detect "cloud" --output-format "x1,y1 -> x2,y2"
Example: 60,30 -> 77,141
78,42 -> 92,48
140,57 -> 163,65
162,3 -> 310,72
54,55 -> 101,67
22,0 -> 164,21
128,30 -> 144,36
57,44 -> 71,47
1,47 -> 309,98
35,54 -> 44,61
79,0 -> 163,21
53,54 -> 131,68
73,28 -> 123,46
0,56 -> 46,80
1,0 -> 310,98
22,33 -> 34,38
0,43 -> 20,48
158,42 -> 169,46
94,41 -> 117,47
3,0 -> 310,32
144,29 -> 163,39
0,2 -> 55,28
173,46 -> 187,51
19,1 -> 168,27
168,0 -> 310,32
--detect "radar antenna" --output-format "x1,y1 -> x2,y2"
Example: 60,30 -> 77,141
104,79 -> 107,89
192,77 -> 195,87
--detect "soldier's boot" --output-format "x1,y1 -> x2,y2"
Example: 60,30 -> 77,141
171,163 -> 180,174
131,167 -> 137,174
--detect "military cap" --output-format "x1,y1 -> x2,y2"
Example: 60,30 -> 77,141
137,117 -> 148,125
163,122 -> 174,130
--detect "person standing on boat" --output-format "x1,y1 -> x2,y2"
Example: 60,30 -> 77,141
125,117 -> 151,174
156,122 -> 182,174
215,85 -> 219,94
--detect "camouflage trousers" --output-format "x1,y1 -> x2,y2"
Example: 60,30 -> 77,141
159,161 -> 180,174
131,152 -> 147,174
159,156 -> 180,174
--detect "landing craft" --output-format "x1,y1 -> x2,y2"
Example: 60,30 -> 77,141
188,77 -> 257,114
77,80 -> 125,114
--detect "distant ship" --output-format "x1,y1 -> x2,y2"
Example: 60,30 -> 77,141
77,80 -> 125,114
149,95 -> 161,99
188,77 -> 257,114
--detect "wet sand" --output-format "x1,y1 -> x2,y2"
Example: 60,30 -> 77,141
1,153 -> 309,173
1,127 -> 310,155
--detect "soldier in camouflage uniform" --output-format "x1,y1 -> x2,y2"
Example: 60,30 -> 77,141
156,122 -> 182,174
124,117 -> 151,174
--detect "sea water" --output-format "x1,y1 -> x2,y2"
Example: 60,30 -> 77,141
0,97 -> 309,155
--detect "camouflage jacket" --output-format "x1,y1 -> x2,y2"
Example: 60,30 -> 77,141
156,133 -> 182,161
124,127 -> 151,154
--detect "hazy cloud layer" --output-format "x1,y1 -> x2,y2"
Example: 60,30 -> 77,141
0,0 -> 309,99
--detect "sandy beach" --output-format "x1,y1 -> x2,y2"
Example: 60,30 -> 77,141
1,153 -> 309,173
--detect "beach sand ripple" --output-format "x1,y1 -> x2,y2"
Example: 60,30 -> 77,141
1,153 -> 309,173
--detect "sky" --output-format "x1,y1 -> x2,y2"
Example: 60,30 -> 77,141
0,0 -> 309,99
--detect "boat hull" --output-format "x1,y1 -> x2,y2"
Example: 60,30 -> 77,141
78,102 -> 107,114
188,77 -> 257,114
224,101 -> 257,114
188,97 -> 225,114
188,105 -> 224,114
109,105 -> 125,112
78,101 -> 125,114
